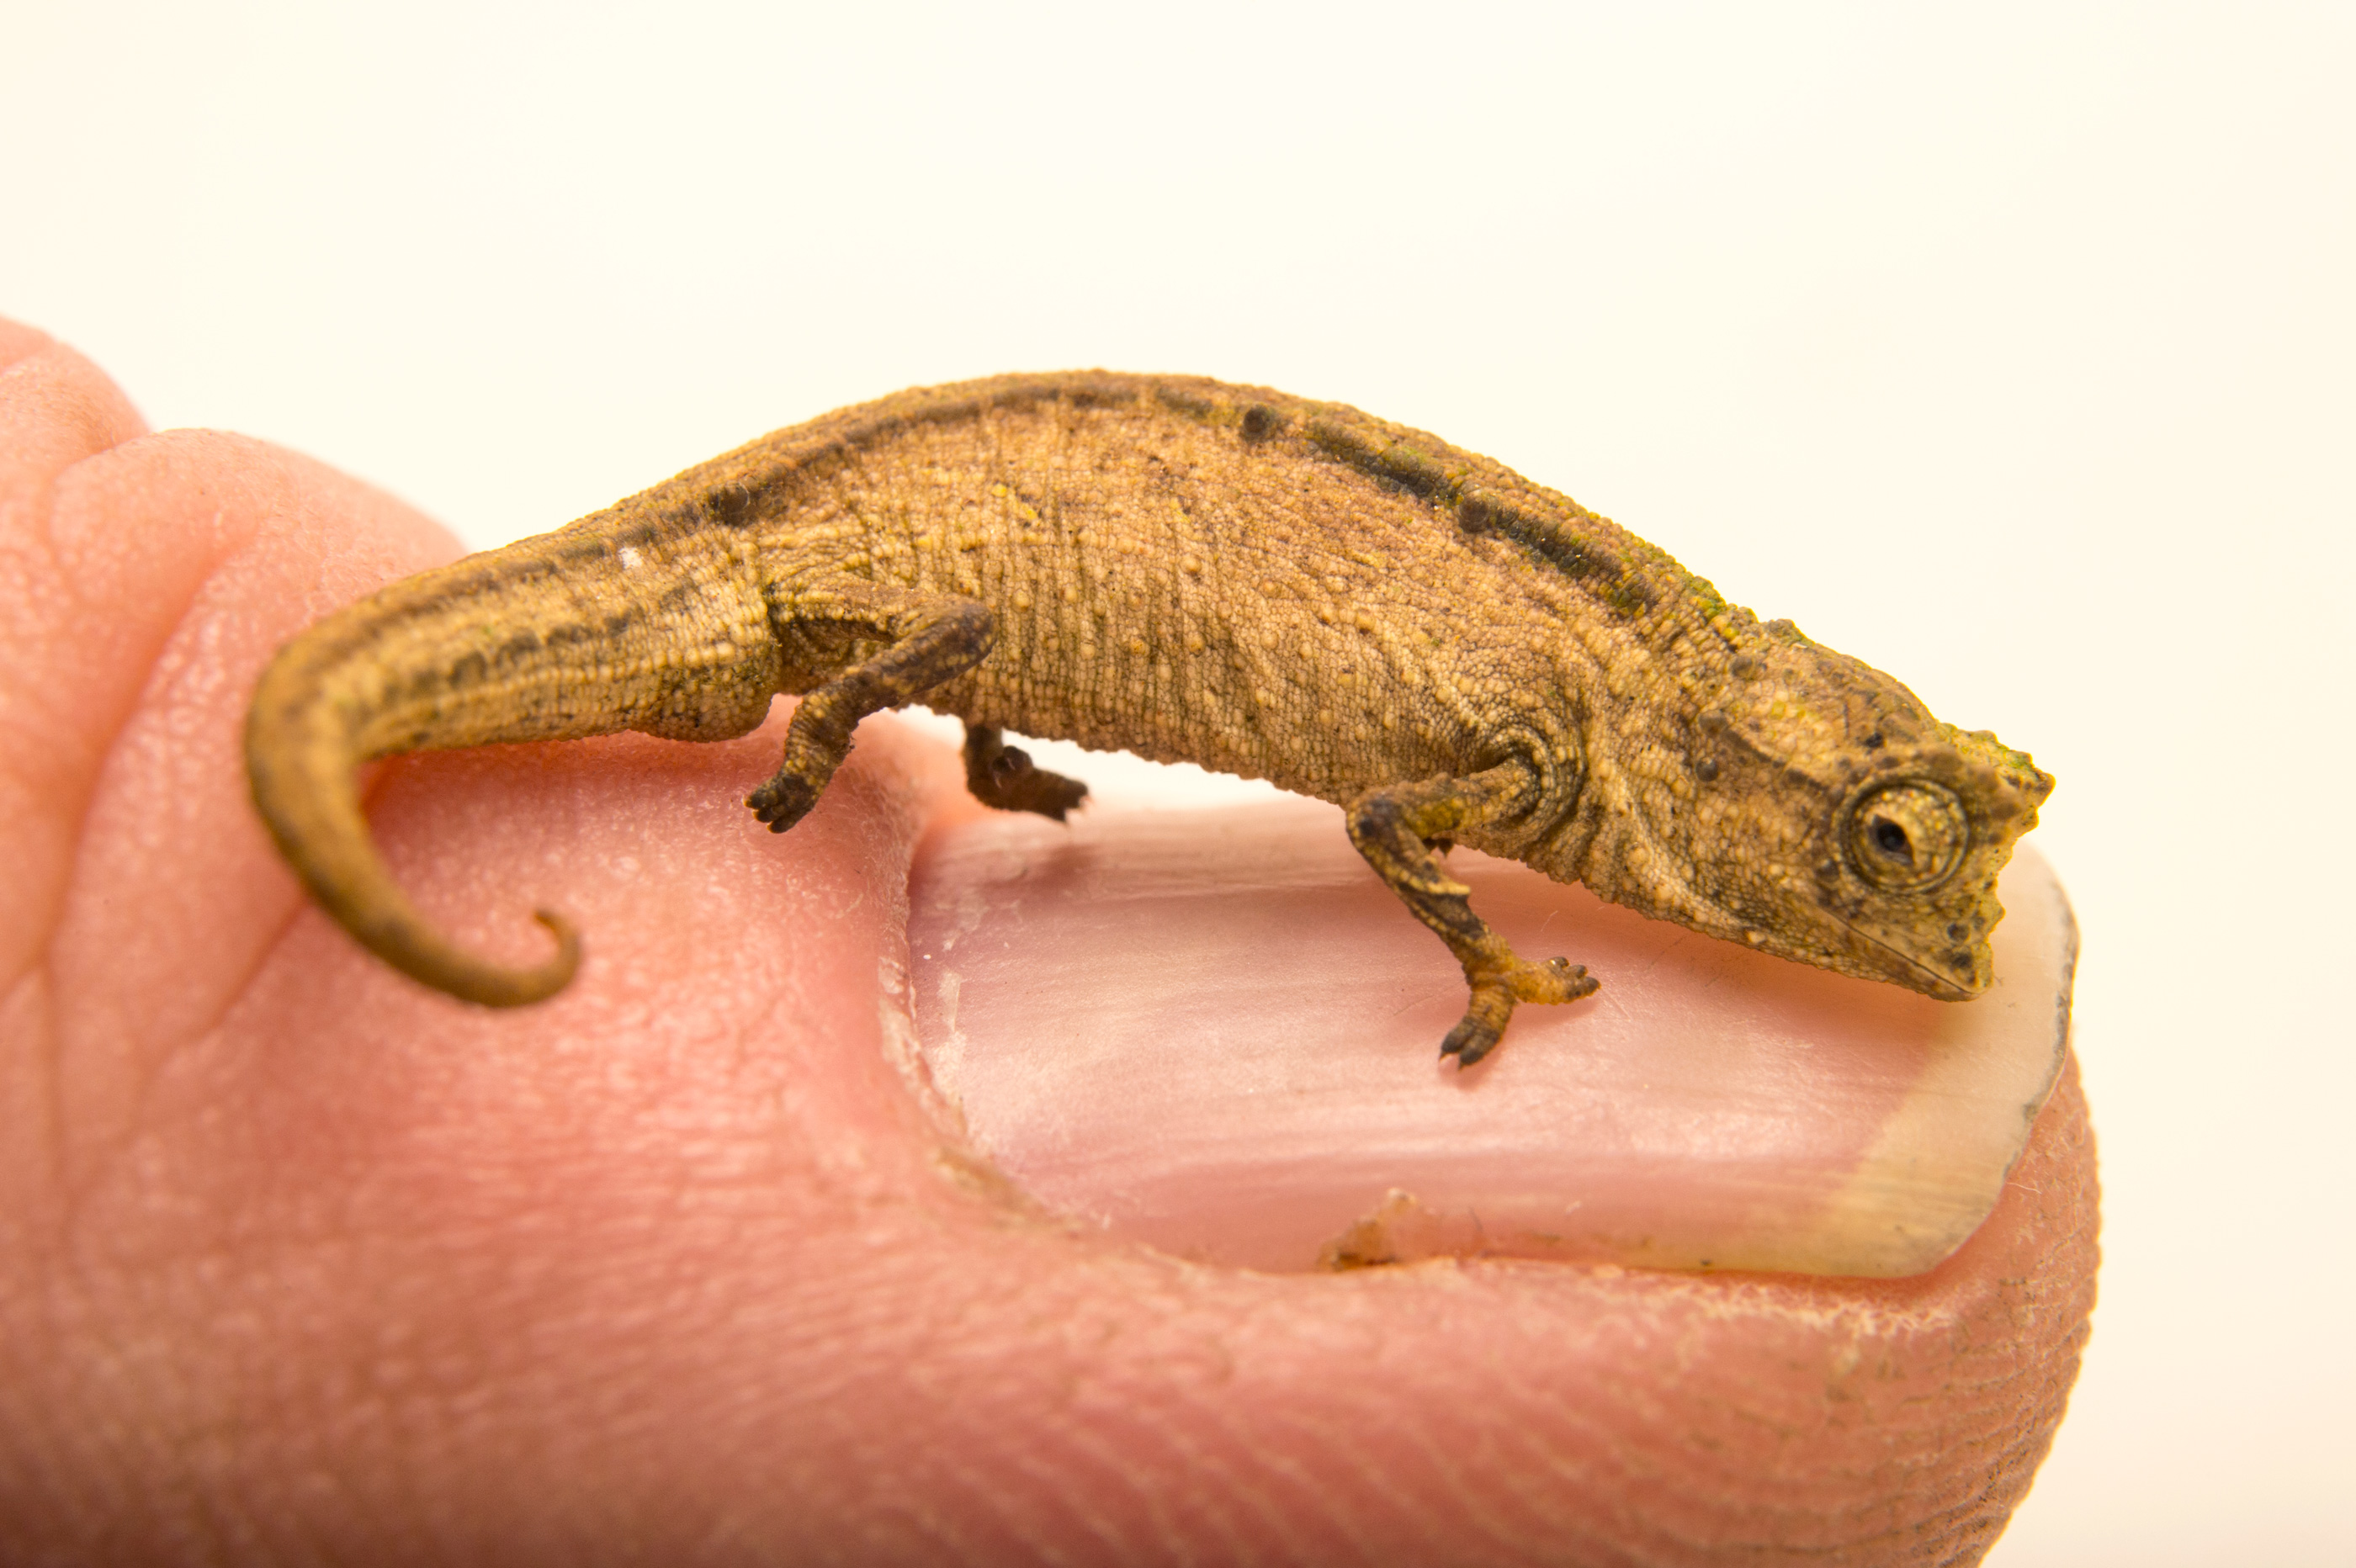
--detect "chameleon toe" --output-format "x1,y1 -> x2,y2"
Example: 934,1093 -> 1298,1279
1442,1015 -> 1504,1067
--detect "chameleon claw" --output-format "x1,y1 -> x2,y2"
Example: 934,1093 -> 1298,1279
746,773 -> 821,832
1453,1036 -> 1503,1068
1441,979 -> 1518,1067
1441,1014 -> 1500,1064
1512,955 -> 1598,1005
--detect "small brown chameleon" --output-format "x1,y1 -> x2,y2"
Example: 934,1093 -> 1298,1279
247,373 -> 2053,1066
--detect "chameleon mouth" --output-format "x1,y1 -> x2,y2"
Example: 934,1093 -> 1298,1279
1835,919 -> 1981,1002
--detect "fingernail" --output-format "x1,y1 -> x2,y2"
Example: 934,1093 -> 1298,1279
909,795 -> 2074,1278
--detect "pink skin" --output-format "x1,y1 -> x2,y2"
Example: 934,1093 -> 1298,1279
0,320 -> 2096,1565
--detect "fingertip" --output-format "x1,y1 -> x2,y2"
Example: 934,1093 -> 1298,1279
0,320 -> 149,506
0,315 -> 61,373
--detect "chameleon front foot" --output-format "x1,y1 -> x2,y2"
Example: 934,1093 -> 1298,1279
1347,765 -> 1598,1067
1444,956 -> 1598,1067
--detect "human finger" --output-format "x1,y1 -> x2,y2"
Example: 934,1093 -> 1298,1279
0,318 -> 2093,1565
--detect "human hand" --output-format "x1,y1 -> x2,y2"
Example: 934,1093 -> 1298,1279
0,320 -> 2094,1565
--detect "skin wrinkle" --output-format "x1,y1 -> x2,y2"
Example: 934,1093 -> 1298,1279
914,1449 -> 1057,1568
0,496 -> 105,988
34,437 -> 449,1209
0,975 -> 64,1279
1127,1410 -> 1274,1568
1045,1337 -> 1243,1549
1354,1417 -> 1521,1565
1505,1422 -> 1644,1564
18,445 -> 232,862
1002,1426 -> 1150,1567
1490,1395 -> 1658,1563
914,1256 -> 1304,1567
1178,1401 -> 1364,1566
1043,1426 -> 1199,1568
1197,1290 -> 1451,1554
70,737 -> 292,1152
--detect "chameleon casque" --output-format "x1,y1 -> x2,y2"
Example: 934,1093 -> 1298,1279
247,373 -> 2054,1066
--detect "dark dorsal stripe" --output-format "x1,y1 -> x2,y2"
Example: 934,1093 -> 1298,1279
1294,405 -> 1650,617
679,372 -> 1657,617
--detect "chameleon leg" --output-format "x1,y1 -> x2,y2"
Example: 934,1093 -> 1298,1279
1346,765 -> 1598,1066
747,590 -> 996,833
963,723 -> 1089,821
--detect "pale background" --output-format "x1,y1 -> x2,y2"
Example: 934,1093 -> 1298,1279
4,3 -> 2348,1562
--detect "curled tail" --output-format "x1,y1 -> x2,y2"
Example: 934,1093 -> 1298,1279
244,520 -> 788,1007
244,596 -> 584,1006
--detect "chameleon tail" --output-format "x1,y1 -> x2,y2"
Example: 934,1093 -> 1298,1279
243,589 -> 582,1008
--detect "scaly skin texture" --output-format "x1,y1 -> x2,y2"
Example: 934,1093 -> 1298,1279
247,373 -> 2054,1062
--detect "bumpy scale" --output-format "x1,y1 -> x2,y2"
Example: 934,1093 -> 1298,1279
246,373 -> 2054,1066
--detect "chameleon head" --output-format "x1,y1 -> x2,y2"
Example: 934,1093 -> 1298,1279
1570,633 -> 2055,1000
1801,723 -> 2056,998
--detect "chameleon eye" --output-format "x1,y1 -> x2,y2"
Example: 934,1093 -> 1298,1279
1844,781 -> 1968,893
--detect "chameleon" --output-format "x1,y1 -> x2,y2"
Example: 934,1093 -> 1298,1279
246,373 -> 2054,1067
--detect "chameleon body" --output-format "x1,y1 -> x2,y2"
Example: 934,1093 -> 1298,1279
247,373 -> 2053,1065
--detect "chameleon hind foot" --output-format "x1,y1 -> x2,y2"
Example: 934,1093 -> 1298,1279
746,769 -> 824,833
746,697 -> 848,834
1444,956 -> 1598,1067
748,585 -> 1000,835
963,723 -> 1089,821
